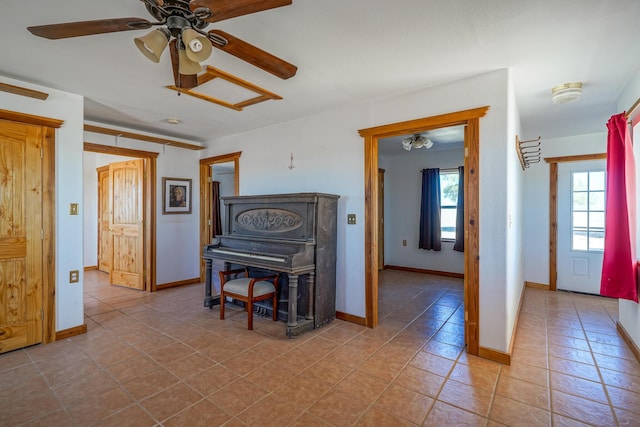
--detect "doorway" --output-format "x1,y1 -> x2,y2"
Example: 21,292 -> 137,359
544,152 -> 607,292
84,143 -> 158,291
199,151 -> 241,281
359,106 -> 488,356
557,159 -> 606,294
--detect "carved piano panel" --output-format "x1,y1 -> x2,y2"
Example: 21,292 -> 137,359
203,193 -> 339,337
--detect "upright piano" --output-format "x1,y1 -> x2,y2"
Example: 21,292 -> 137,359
202,192 -> 339,337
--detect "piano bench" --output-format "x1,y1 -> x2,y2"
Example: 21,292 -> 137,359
219,269 -> 280,330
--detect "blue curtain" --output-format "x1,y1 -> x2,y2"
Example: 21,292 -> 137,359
453,166 -> 464,252
419,168 -> 441,250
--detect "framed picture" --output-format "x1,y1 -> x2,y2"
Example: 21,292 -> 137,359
163,177 -> 192,214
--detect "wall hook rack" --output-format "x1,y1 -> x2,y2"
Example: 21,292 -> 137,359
516,135 -> 541,170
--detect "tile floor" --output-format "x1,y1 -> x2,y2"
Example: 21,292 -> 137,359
1,269 -> 639,426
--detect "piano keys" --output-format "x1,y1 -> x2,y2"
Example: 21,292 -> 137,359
202,192 -> 339,337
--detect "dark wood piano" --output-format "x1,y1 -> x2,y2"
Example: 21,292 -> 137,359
202,192 -> 339,337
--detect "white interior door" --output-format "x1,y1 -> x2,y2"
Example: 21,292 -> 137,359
557,160 -> 606,294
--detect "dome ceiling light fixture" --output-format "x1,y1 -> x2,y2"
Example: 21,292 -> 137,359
402,133 -> 433,151
551,82 -> 583,104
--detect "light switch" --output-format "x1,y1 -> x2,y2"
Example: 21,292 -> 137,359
347,214 -> 356,224
69,270 -> 79,283
70,203 -> 79,215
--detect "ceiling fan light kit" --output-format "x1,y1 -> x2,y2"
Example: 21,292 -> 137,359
134,28 -> 170,62
27,0 -> 298,91
551,82 -> 583,104
178,48 -> 203,74
402,134 -> 433,151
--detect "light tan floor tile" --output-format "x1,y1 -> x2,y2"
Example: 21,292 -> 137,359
550,372 -> 608,404
424,401 -> 486,426
309,389 -> 370,426
448,362 -> 500,391
139,382 -> 202,422
551,390 -> 616,426
237,393 -> 305,426
209,378 -> 269,416
393,365 -> 446,398
489,394 -> 551,426
437,379 -> 493,417
409,350 -> 456,377
495,374 -> 550,410
375,383 -> 434,424
93,404 -> 156,427
355,406 -> 416,427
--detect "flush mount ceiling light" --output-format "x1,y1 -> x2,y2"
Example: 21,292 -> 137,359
402,134 -> 433,151
552,82 -> 583,104
165,117 -> 181,124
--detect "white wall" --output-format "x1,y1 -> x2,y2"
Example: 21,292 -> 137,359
505,73 -> 524,349
523,133 -> 607,285
83,129 -> 203,285
1,76 -> 84,331
380,148 -> 464,274
201,69 -> 519,353
201,103 -> 370,317
618,68 -> 640,350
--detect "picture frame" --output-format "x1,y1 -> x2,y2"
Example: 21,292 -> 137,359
162,177 -> 192,214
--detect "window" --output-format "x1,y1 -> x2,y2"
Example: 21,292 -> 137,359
571,170 -> 605,251
440,171 -> 459,240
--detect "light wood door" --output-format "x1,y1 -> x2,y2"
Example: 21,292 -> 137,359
0,121 -> 43,353
109,159 -> 145,290
97,166 -> 111,273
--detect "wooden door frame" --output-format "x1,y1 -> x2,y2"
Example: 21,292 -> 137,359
84,142 -> 158,291
199,152 -> 241,281
0,109 -> 63,344
544,153 -> 607,291
96,165 -> 109,273
359,106 -> 489,356
378,168 -> 385,270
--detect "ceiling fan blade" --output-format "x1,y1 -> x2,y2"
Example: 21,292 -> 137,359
190,0 -> 292,23
169,40 -> 199,90
208,30 -> 297,79
27,18 -> 153,40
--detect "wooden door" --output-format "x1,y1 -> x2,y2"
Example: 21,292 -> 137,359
109,159 -> 145,290
0,121 -> 43,353
378,168 -> 385,270
97,166 -> 111,273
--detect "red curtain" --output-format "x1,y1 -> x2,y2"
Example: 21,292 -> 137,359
600,113 -> 638,302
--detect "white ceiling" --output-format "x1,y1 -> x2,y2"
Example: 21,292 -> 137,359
2,0 -> 639,146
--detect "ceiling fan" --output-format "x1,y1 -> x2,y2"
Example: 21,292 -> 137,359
27,0 -> 297,90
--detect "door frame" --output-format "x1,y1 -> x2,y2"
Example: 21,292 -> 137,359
0,109 -> 62,344
378,168 -> 385,270
359,106 -> 488,356
199,151 -> 241,281
544,152 -> 607,291
97,165 -> 110,273
84,142 -> 159,291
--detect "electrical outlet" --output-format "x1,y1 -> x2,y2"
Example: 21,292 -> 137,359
69,270 -> 79,283
402,240 -> 407,246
